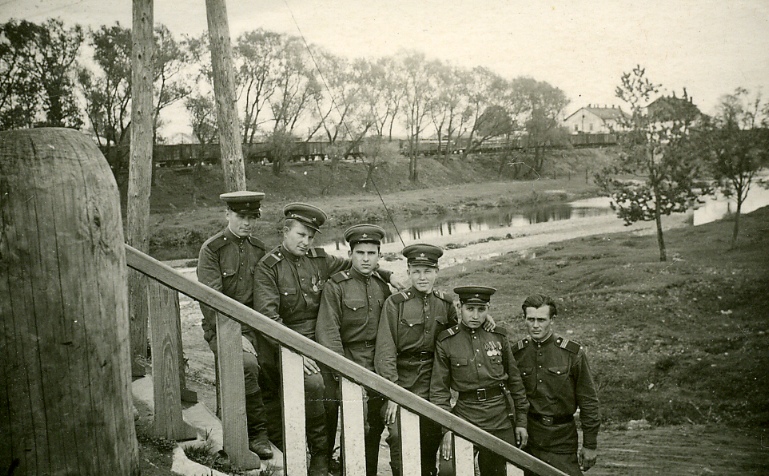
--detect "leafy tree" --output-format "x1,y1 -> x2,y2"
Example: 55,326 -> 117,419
268,128 -> 298,175
508,77 -> 570,174
399,50 -> 434,182
360,55 -> 405,141
360,136 -> 401,190
184,93 -> 218,144
152,25 -> 191,143
234,28 -> 282,143
428,62 -> 471,163
0,18 -> 83,129
270,35 -> 320,134
702,88 -> 769,248
0,20 -> 40,129
596,66 -> 702,261
460,66 -> 507,159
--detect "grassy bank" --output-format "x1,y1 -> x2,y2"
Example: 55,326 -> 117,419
437,206 -> 769,428
136,148 -> 618,259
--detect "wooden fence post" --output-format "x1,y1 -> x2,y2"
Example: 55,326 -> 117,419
0,128 -> 139,475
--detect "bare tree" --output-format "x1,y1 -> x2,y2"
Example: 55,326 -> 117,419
235,28 -> 282,143
460,66 -> 507,159
270,35 -> 320,134
400,50 -> 434,182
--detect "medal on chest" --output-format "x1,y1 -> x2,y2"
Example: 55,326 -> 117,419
484,341 -> 501,357
311,275 -> 319,293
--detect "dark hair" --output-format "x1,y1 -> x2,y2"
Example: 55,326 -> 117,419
521,294 -> 557,318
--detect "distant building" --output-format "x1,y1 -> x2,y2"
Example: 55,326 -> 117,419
563,105 -> 628,134
643,93 -> 703,125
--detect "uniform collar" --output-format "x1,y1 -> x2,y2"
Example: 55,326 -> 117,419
531,332 -> 554,346
410,286 -> 431,298
459,322 -> 481,334
350,267 -> 373,281
224,227 -> 246,242
279,244 -> 304,262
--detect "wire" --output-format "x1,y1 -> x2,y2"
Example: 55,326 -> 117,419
282,0 -> 406,247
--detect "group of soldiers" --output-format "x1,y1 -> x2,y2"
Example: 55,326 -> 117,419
197,191 -> 600,476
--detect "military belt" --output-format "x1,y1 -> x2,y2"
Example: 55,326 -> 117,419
529,412 -> 574,426
345,340 -> 376,349
398,351 -> 434,362
457,386 -> 505,402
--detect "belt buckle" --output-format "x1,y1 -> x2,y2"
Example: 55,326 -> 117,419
477,389 -> 487,401
542,415 -> 554,426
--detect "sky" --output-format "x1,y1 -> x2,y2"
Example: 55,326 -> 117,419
3,0 -> 769,138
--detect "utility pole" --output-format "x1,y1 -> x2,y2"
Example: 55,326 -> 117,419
206,0 -> 246,191
127,0 -> 154,376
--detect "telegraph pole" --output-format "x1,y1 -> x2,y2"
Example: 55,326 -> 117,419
127,0 -> 154,376
206,0 -> 247,191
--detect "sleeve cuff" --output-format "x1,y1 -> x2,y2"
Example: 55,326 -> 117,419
583,432 -> 598,450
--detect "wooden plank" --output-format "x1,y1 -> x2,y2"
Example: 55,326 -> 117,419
216,312 -> 260,469
280,347 -> 307,475
125,245 -> 567,476
508,462 -> 525,476
340,378 -> 366,475
399,408 -> 421,475
148,280 -> 196,441
454,435 -> 476,476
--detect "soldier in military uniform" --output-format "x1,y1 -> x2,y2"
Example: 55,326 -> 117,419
253,204 -> 399,476
430,286 -> 529,476
316,224 -> 392,476
513,294 -> 600,476
374,244 -> 461,476
196,191 -> 273,459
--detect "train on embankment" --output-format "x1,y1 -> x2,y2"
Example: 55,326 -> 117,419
101,133 -> 617,169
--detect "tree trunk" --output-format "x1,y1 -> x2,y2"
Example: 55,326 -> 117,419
654,190 -> 667,262
732,197 -> 743,249
206,0 -> 246,192
127,0 -> 154,376
0,128 -> 139,475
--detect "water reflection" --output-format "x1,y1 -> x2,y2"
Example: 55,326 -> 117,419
693,185 -> 769,226
321,200 -> 615,251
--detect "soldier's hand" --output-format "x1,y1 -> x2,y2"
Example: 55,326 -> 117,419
441,431 -> 453,461
515,426 -> 528,448
389,274 -> 408,291
385,401 -> 399,425
303,356 -> 321,375
483,314 -> 497,331
579,447 -> 597,471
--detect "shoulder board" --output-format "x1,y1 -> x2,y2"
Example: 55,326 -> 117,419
331,270 -> 352,283
437,325 -> 460,341
371,271 -> 388,284
556,336 -> 582,354
247,236 -> 266,250
307,247 -> 328,258
390,290 -> 414,304
432,289 -> 454,304
513,338 -> 530,352
263,250 -> 283,268
208,234 -> 231,252
490,325 -> 508,337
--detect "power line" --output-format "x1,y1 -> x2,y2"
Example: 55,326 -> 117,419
282,0 -> 406,247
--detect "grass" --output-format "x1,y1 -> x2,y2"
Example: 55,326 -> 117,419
439,205 -> 769,429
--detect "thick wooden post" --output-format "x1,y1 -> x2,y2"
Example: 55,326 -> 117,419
0,128 -> 139,475
205,0 -> 247,191
340,379 -> 366,474
127,0 -> 155,376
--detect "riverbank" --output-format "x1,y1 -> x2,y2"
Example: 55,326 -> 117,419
138,148 -> 618,259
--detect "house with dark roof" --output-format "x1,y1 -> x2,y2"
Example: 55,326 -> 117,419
563,105 -> 629,134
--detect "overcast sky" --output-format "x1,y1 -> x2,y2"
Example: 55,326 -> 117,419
3,0 -> 769,137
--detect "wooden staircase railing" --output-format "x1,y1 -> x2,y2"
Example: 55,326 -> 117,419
126,245 -> 567,476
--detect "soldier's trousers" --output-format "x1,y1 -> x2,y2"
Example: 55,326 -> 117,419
523,447 -> 584,476
386,410 -> 443,476
257,338 -> 328,460
208,340 -> 268,438
476,427 -> 518,476
324,374 -> 388,475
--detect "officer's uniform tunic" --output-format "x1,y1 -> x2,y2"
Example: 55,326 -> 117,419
316,267 -> 392,476
514,334 -> 600,476
374,286 -> 458,476
197,227 -> 266,393
431,324 -> 529,476
431,324 -> 528,430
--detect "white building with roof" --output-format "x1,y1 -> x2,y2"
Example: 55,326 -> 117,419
563,105 -> 628,134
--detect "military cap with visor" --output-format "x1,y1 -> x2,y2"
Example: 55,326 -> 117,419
454,285 -> 497,304
344,224 -> 386,246
284,202 -> 328,232
402,243 -> 443,268
220,191 -> 265,217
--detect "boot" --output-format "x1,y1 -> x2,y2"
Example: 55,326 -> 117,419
307,413 -> 330,476
246,391 -> 273,459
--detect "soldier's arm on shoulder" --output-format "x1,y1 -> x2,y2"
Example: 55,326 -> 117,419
374,297 -> 400,384
502,333 -> 529,427
253,257 -> 282,322
428,341 -> 453,412
320,249 -> 351,276
316,281 -> 345,355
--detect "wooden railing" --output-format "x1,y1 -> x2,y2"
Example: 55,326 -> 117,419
126,245 -> 567,476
